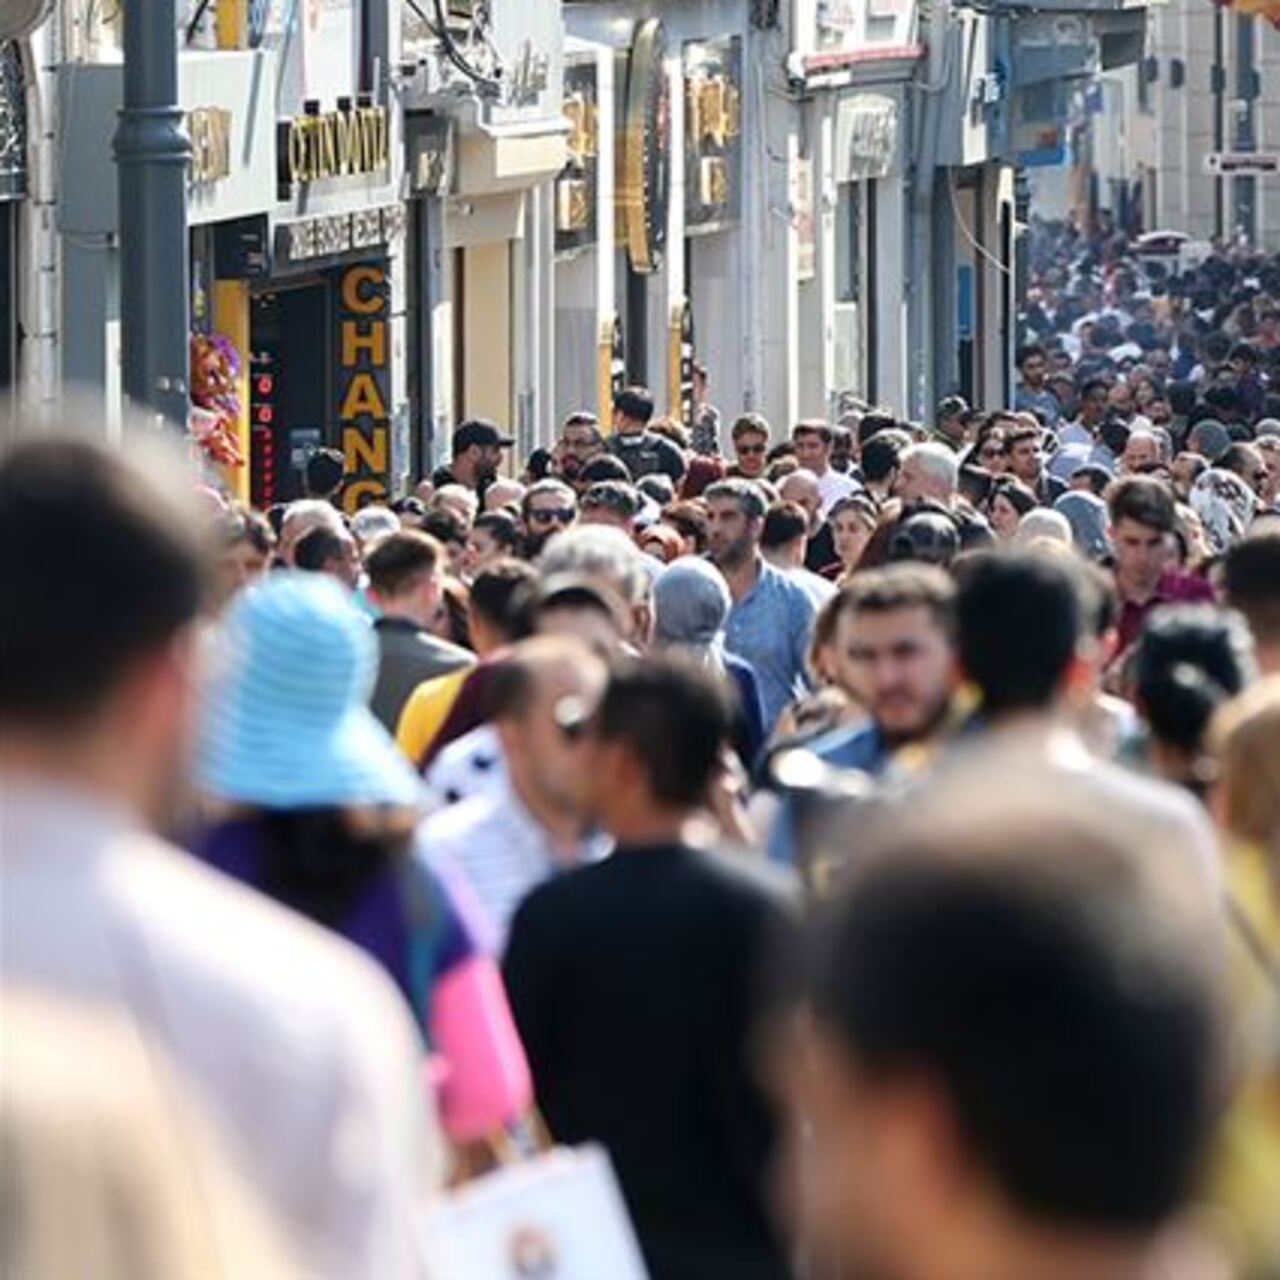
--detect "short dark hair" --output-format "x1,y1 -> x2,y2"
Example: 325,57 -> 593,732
1015,342 -> 1046,368
1108,475 -> 1176,534
832,563 -> 956,635
0,438 -> 206,726
1004,424 -> 1041,451
956,552 -> 1082,714
304,447 -> 345,498
596,654 -> 732,806
472,510 -> 522,554
469,560 -> 538,640
614,386 -> 654,423
792,420 -> 833,445
294,526 -> 348,572
858,413 -> 899,445
420,507 -> 468,548
731,413 -> 771,443
808,817 -> 1219,1231
762,501 -> 810,550
579,455 -> 632,486
1223,529 -> 1280,650
581,481 -> 643,521
1134,605 -> 1254,756
1080,377 -> 1110,402
704,478 -> 767,521
1070,464 -> 1112,497
860,434 -> 905,484
1218,442 -> 1262,480
364,530 -> 443,597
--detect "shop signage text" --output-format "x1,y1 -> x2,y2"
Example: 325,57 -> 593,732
279,102 -> 389,193
334,263 -> 392,512
274,203 -> 405,270
835,93 -> 899,181
189,107 -> 232,185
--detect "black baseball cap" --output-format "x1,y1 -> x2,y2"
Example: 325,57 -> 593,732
453,418 -> 514,451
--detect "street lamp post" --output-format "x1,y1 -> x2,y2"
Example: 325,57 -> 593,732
113,0 -> 191,427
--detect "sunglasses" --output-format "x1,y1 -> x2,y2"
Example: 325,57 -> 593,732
736,443 -> 767,455
529,508 -> 576,525
979,445 -> 1004,459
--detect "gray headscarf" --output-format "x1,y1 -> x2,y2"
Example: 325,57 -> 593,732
1053,490 -> 1111,562
653,558 -> 731,668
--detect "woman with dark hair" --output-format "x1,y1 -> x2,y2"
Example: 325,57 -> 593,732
190,573 -> 530,1144
1133,604 -> 1256,798
821,492 -> 880,581
987,477 -> 1038,540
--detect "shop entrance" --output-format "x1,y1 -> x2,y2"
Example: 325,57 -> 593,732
248,281 -> 329,508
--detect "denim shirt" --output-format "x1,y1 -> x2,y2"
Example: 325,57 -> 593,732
724,558 -> 816,733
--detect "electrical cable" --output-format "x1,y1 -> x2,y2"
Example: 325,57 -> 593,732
947,167 -> 1013,276
401,0 -> 500,94
184,0 -> 214,46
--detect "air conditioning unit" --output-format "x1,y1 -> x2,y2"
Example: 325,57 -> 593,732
0,0 -> 54,42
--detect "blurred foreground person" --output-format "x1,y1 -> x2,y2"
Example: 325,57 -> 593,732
504,655 -> 797,1280
1,995 -> 299,1279
790,795 -> 1224,1280
0,438 -> 436,1278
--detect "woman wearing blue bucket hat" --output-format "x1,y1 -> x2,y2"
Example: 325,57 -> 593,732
188,572 -> 532,1144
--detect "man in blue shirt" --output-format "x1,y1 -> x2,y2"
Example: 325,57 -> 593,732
769,564 -> 959,863
705,479 -> 817,733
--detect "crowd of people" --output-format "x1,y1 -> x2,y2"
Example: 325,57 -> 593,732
3,227 -> 1280,1280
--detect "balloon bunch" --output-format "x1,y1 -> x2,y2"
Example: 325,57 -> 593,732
189,331 -> 246,468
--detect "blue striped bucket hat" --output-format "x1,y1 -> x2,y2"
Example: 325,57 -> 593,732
197,571 -> 422,809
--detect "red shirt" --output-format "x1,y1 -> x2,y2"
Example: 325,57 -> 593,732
1116,570 -> 1216,654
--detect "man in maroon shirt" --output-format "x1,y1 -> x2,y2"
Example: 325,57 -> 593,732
1109,475 -> 1214,654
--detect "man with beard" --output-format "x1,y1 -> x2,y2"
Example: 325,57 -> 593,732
769,565 -> 958,864
705,480 -> 817,733
431,419 -> 513,500
554,413 -> 606,492
520,479 -> 578,557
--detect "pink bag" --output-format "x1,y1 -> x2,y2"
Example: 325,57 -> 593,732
429,956 -> 533,1141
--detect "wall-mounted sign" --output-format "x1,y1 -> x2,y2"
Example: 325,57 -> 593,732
555,60 -> 600,257
333,262 -> 392,512
835,93 -> 899,181
274,202 -> 405,271
189,107 -> 232,185
618,19 -> 669,275
684,37 -> 743,235
278,100 -> 389,196
0,42 -> 28,201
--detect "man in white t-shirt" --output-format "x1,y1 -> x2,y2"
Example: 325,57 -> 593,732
793,420 -> 859,516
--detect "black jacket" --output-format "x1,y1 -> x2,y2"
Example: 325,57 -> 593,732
503,842 -> 797,1280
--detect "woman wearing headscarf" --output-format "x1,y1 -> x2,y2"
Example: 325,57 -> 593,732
653,557 -> 766,769
1191,467 -> 1256,557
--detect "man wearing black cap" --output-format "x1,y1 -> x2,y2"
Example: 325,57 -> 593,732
431,418 -> 514,497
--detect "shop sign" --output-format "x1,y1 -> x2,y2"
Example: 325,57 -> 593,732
555,60 -> 600,257
618,19 -> 670,276
278,101 -> 389,195
835,94 -> 899,181
189,107 -> 232,185
684,37 -> 743,235
334,262 -> 392,512
0,42 -> 27,201
274,202 -> 405,270
792,156 -> 816,283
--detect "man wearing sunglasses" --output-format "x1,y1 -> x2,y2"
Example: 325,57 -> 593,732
521,479 -> 578,557
728,414 -> 771,481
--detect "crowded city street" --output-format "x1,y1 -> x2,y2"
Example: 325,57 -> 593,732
2,1 -> 1280,1278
